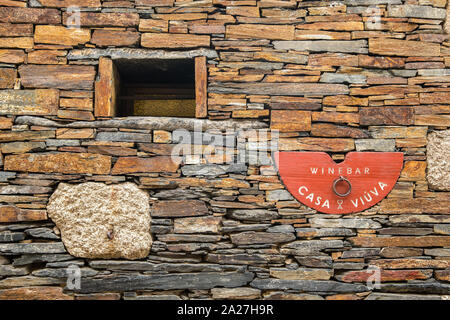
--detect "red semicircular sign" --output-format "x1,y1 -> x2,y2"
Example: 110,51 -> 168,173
274,152 -> 404,214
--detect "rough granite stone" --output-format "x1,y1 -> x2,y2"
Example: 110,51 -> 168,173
427,130 -> 450,191
47,182 -> 151,260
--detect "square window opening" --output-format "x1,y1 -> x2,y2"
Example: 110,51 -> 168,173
115,59 -> 196,118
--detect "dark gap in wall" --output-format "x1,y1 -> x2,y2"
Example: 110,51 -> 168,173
115,59 -> 196,117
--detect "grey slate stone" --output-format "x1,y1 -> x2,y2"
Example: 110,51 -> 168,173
310,218 -> 382,229
68,48 -> 218,60
320,73 -> 366,84
268,225 -> 295,233
0,265 -> 29,276
282,240 -> 344,256
32,267 -> 98,278
45,139 -> 80,147
25,228 -> 60,240
13,254 -> 74,267
251,278 -> 368,293
96,131 -> 152,143
228,209 -> 279,222
266,190 -> 293,201
0,232 -> 26,243
0,185 -> 52,194
295,256 -> 333,268
209,83 -> 349,96
388,5 -> 446,19
366,293 -> 444,300
0,243 -> 66,255
273,40 -> 368,54
355,139 -> 396,152
15,116 -> 268,131
379,281 -> 450,294
0,172 -> 16,182
70,272 -> 254,293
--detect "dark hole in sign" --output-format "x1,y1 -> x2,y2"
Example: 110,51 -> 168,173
114,59 -> 196,117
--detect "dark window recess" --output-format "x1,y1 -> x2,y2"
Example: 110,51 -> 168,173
115,59 -> 196,117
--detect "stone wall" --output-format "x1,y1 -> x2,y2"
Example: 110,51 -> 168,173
0,0 -> 449,300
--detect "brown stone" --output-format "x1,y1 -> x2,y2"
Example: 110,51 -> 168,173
350,236 -> 450,248
0,23 -> 33,37
4,153 -> 111,175
37,0 -> 101,7
19,65 -> 96,90
112,156 -> 180,174
380,247 -> 423,258
420,92 -> 450,104
0,130 -> 55,142
1,141 -> 46,154
435,270 -> 450,282
380,199 -> 450,214
0,68 -> 15,89
0,37 -> 33,49
309,53 -> 358,67
400,161 -> 427,181
62,12 -> 139,27
139,19 -> 169,32
0,49 -> 25,64
0,206 -> 47,223
360,107 -> 414,125
34,25 -> 91,46
226,24 -> 294,40
87,145 -> 137,157
173,216 -> 221,234
0,7 -> 60,24
0,89 -> 59,116
151,200 -> 209,218
270,268 -> 332,280
339,270 -> 432,283
358,55 -> 405,69
279,137 -> 355,152
415,115 -> 450,126
370,259 -> 450,269
271,110 -> 311,132
56,128 -> 95,139
0,287 -> 73,300
0,117 -> 12,129
369,39 -> 440,57
27,50 -> 67,65
297,22 -> 363,31
141,33 -> 210,48
311,123 -> 369,138
57,109 -> 94,121
323,95 -> 368,106
312,112 -> 359,124
91,30 -> 140,47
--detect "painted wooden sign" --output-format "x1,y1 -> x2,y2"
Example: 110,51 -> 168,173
274,152 -> 404,214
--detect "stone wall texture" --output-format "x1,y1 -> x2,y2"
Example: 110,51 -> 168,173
0,0 -> 448,300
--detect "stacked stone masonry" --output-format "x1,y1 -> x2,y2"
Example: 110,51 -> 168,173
0,0 -> 448,300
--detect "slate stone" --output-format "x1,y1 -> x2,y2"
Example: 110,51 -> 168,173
388,5 -> 446,19
282,240 -> 344,255
0,265 -> 29,276
16,116 -> 268,131
268,225 -> 295,233
310,218 -> 382,229
227,209 -> 279,222
366,293 -> 443,300
0,232 -> 25,242
70,272 -> 255,293
295,256 -> 333,268
32,267 -> 98,278
25,228 -> 60,240
251,278 -> 368,293
0,172 -> 16,182
266,190 -> 293,201
67,48 -> 218,60
355,139 -> 396,152
231,232 -> 296,245
320,73 -> 366,84
273,40 -> 368,54
96,131 -> 152,143
13,254 -> 74,267
379,281 -> 450,294
0,243 -> 66,255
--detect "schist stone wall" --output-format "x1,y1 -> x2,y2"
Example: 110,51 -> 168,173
0,0 -> 449,300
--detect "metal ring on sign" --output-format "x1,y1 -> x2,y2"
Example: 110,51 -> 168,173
332,176 -> 352,197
